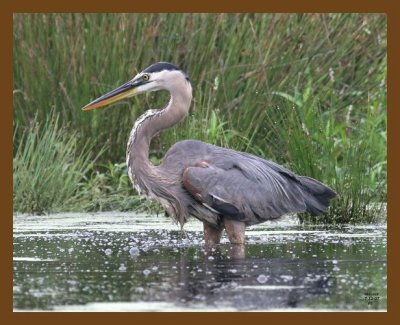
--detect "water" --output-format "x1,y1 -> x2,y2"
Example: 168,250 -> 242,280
13,212 -> 387,311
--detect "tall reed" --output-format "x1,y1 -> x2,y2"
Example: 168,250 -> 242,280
13,113 -> 98,214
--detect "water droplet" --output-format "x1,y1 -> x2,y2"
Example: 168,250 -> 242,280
143,269 -> 151,276
104,248 -> 112,256
257,274 -> 268,284
281,275 -> 293,282
129,246 -> 140,256
118,264 -> 127,272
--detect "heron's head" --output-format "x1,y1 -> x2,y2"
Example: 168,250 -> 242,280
82,62 -> 191,111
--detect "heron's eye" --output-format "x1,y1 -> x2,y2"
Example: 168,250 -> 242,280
142,74 -> 150,81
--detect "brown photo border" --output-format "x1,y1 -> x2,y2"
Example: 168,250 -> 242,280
2,0 -> 398,324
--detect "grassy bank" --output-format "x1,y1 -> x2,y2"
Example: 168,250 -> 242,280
13,13 -> 386,222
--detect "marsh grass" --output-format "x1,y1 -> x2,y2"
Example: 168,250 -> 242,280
266,97 -> 386,223
13,13 -> 387,222
13,113 -> 100,214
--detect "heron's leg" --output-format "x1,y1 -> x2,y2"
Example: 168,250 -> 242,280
203,222 -> 223,245
223,219 -> 246,244
229,244 -> 245,259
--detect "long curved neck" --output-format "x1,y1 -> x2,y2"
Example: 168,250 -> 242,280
126,82 -> 192,193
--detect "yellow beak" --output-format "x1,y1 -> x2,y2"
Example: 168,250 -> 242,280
82,79 -> 141,111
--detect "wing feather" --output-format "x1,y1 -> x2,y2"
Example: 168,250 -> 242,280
162,140 -> 335,225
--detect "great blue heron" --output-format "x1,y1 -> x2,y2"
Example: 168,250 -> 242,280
82,62 -> 337,245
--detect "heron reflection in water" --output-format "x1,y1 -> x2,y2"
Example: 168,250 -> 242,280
82,62 -> 336,245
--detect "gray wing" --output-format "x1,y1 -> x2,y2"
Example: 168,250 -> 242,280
177,141 -> 336,225
182,161 -> 304,225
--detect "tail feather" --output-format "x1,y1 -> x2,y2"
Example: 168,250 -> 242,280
299,176 -> 337,216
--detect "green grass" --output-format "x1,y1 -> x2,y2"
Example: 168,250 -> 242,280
13,13 -> 387,222
13,113 -> 98,214
268,94 -> 386,224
